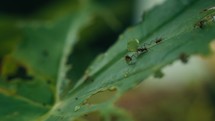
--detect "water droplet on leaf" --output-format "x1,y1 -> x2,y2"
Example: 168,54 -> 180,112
127,39 -> 139,52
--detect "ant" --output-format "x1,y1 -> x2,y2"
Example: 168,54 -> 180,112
124,37 -> 163,65
155,38 -> 163,44
137,38 -> 162,53
137,46 -> 148,53
137,42 -> 149,54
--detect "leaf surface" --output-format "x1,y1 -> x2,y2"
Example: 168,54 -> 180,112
44,0 -> 215,120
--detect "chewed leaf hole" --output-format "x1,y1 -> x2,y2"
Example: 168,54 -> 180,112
83,87 -> 117,105
6,66 -> 33,81
1,56 -> 33,81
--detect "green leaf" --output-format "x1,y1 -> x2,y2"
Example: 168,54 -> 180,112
43,0 -> 215,120
0,93 -> 48,121
0,2 -> 96,121
0,19 -> 22,57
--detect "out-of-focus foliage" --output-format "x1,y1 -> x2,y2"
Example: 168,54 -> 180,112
0,0 -> 215,121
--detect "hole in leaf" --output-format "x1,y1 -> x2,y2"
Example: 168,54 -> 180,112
83,87 -> 117,105
6,66 -> 33,81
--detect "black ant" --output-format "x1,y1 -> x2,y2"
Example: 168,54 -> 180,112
137,47 -> 148,53
124,37 -> 163,65
136,42 -> 149,53
155,38 -> 163,44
